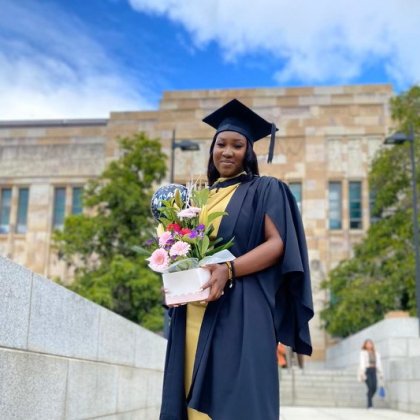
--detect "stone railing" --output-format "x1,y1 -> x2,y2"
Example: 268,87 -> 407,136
0,256 -> 167,419
325,316 -> 420,414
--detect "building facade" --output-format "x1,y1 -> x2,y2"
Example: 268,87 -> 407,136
0,84 -> 393,360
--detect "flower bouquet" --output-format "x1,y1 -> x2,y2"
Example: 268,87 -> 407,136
137,185 -> 235,305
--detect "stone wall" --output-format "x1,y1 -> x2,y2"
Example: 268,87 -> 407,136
0,256 -> 166,419
388,356 -> 420,414
325,317 -> 420,414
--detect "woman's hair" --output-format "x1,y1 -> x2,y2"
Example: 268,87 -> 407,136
362,339 -> 375,351
207,134 -> 259,186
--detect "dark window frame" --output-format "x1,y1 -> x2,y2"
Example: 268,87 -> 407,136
16,187 -> 29,234
289,181 -> 302,213
71,186 -> 83,215
349,181 -> 363,230
0,187 -> 12,234
53,187 -> 66,230
328,181 -> 342,230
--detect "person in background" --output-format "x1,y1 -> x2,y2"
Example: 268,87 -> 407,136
358,339 -> 384,408
277,343 -> 287,368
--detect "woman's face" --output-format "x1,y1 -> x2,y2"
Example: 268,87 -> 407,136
365,340 -> 374,350
212,131 -> 247,178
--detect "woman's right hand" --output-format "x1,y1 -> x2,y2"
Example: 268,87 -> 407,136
201,263 -> 229,301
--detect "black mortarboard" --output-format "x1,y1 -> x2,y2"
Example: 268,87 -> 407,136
202,98 -> 278,163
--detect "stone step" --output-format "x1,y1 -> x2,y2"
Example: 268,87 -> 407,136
282,391 -> 367,397
279,368 -> 389,408
280,372 -> 358,379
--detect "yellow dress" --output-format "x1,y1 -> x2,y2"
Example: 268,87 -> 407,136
184,178 -> 242,420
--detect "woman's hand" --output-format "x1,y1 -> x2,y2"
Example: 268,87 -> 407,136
201,263 -> 229,302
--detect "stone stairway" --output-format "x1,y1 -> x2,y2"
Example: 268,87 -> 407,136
279,368 -> 389,408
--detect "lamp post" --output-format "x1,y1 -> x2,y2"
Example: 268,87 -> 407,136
170,129 -> 200,183
163,130 -> 200,338
384,125 -> 420,331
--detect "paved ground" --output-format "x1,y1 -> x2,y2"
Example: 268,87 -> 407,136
280,407 -> 420,419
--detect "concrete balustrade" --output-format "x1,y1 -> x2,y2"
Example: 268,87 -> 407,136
0,256 -> 167,419
325,317 -> 420,415
326,317 -> 420,376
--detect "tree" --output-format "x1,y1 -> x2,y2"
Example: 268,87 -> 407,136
54,133 -> 167,331
321,85 -> 420,337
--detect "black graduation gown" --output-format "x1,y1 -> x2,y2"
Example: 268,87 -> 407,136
159,176 -> 314,420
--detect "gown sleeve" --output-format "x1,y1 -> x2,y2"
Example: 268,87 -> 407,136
263,177 -> 314,355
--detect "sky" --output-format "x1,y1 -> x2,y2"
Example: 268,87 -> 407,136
0,0 -> 419,120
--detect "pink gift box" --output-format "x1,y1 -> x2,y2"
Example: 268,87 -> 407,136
162,267 -> 210,305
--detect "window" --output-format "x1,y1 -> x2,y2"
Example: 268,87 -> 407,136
16,188 -> 29,234
329,182 -> 342,230
53,187 -> 66,229
289,182 -> 302,213
72,187 -> 83,215
349,181 -> 362,229
0,188 -> 12,234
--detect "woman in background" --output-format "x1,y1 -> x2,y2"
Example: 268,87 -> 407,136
358,339 -> 384,408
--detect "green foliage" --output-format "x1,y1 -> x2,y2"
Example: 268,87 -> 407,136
54,133 -> 167,331
321,85 -> 420,337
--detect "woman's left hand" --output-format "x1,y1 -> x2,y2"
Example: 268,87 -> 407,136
201,264 -> 229,301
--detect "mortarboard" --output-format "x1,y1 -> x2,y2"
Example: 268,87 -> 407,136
202,98 -> 278,163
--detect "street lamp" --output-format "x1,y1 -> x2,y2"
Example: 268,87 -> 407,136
384,125 -> 420,332
170,129 -> 200,183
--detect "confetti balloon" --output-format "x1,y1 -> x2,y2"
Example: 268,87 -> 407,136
150,184 -> 189,221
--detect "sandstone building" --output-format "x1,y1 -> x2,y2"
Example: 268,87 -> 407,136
0,84 -> 393,360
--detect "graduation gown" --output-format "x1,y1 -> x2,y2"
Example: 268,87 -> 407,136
160,176 -> 314,420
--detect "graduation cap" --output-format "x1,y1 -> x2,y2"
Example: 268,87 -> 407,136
202,98 -> 278,163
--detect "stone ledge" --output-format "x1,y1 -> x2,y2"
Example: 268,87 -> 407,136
0,257 -> 166,420
0,256 -> 33,349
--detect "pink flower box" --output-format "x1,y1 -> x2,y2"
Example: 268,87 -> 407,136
162,267 -> 210,305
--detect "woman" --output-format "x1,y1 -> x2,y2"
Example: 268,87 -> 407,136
358,339 -> 384,408
160,99 -> 313,420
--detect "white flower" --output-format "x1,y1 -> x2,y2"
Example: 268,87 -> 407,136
177,207 -> 201,219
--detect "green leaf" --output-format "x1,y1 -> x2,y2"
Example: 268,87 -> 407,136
200,235 -> 210,258
174,189 -> 184,209
207,237 -> 234,255
131,246 -> 152,256
191,188 -> 209,207
207,211 -> 227,225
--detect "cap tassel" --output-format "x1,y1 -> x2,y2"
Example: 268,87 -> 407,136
267,123 -> 276,163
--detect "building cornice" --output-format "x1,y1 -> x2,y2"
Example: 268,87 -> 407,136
0,119 -> 109,129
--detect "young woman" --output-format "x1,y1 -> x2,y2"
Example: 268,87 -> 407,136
358,339 -> 384,408
160,99 -> 314,420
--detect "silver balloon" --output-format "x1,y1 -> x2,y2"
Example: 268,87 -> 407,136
150,184 -> 189,221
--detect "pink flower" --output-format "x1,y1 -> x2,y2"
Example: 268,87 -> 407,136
177,207 -> 201,219
146,249 -> 170,273
159,231 -> 172,247
169,241 -> 191,257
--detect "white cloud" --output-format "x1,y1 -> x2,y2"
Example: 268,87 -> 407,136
129,0 -> 420,87
0,0 -> 152,120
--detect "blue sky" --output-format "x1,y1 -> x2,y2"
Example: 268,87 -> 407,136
0,0 -> 419,119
